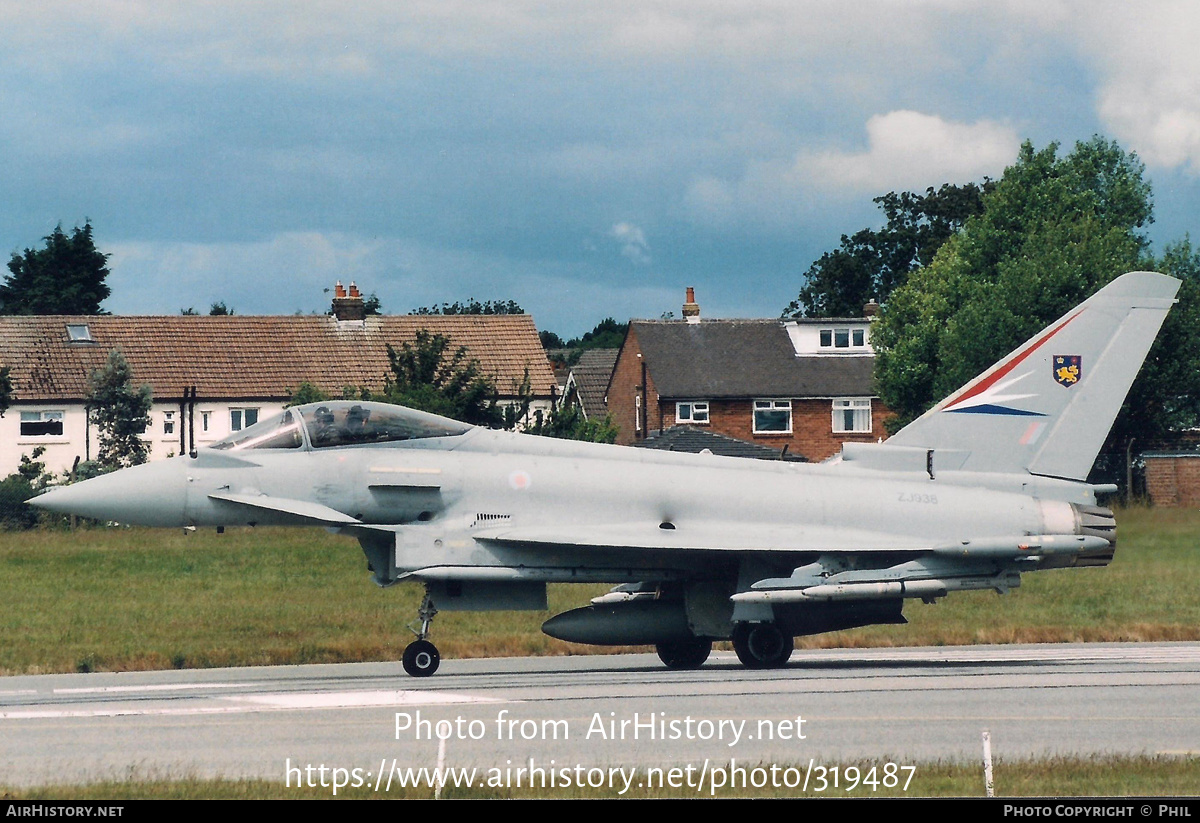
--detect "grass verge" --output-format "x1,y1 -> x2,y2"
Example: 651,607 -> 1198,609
0,506 -> 1197,675
2,754 -> 1196,799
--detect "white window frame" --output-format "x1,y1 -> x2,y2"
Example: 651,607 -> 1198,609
634,396 -> 642,433
676,400 -> 710,424
65,324 -> 94,342
819,326 -> 869,350
832,398 -> 872,434
753,399 -> 792,434
19,409 -> 66,439
163,410 -> 176,436
230,407 -> 260,432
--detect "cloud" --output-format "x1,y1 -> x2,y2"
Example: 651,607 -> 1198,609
1065,3 -> 1200,173
684,111 -> 1018,228
610,222 -> 651,264
798,111 -> 1020,193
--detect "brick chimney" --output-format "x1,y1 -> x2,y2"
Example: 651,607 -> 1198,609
332,280 -> 366,321
682,287 -> 700,324
863,299 -> 880,319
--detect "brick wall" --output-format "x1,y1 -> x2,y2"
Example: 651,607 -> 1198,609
650,398 -> 888,461
1145,455 -> 1200,507
609,330 -> 663,445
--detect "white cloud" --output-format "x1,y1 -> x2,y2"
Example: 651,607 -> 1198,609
1066,3 -> 1200,173
684,111 -> 1018,228
610,222 -> 651,264
798,111 -> 1019,193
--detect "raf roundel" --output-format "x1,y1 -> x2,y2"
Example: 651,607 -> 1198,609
508,469 -> 532,491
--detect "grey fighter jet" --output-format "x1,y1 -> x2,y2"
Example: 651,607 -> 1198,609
33,271 -> 1180,677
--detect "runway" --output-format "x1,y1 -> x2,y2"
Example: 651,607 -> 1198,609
2,643 -> 1198,790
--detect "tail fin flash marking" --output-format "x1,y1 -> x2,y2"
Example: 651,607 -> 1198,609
941,310 -> 1081,415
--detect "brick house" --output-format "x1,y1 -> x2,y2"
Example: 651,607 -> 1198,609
607,289 -> 890,462
0,285 -> 557,476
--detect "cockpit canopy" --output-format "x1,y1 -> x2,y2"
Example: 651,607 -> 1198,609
211,401 -> 472,451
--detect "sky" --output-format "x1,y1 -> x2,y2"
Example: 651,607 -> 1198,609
4,1 -> 1200,337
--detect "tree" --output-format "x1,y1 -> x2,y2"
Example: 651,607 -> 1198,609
209,301 -> 234,316
1107,238 -> 1200,449
873,137 -> 1156,433
379,330 -> 501,426
86,350 -> 153,471
784,183 -> 992,318
0,447 -> 55,530
539,330 -> 566,350
0,222 -> 111,315
286,381 -> 329,407
540,318 -> 630,367
527,404 -> 619,443
0,365 -> 11,418
410,298 -> 524,316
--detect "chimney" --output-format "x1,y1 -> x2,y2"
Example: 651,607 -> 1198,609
331,280 -> 365,321
682,287 -> 700,324
863,299 -> 880,319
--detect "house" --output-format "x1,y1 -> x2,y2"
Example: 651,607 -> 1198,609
0,284 -> 557,476
562,348 -> 618,420
607,288 -> 890,462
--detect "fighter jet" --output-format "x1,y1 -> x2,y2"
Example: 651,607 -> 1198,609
33,271 -> 1179,677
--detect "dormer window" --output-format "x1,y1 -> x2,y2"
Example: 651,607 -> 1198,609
66,324 -> 93,343
819,327 -> 867,349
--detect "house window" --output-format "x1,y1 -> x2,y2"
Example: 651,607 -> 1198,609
20,410 -> 65,437
676,401 -> 709,424
819,327 -> 868,350
163,411 -> 175,436
201,411 -> 212,434
634,396 -> 642,432
753,399 -> 792,434
230,408 -> 259,432
833,398 -> 872,433
65,324 -> 93,342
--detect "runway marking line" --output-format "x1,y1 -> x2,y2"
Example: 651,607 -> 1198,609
1,689 -> 505,720
54,682 -> 257,695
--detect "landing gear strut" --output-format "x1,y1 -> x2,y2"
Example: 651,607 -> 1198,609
402,590 -> 440,677
656,638 -> 713,670
731,622 -> 793,669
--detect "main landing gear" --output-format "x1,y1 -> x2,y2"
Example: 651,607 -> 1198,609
402,590 -> 440,677
731,622 -> 793,669
655,638 -> 713,670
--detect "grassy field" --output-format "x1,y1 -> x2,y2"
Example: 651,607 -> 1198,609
2,755 -> 1196,798
0,505 -> 1197,675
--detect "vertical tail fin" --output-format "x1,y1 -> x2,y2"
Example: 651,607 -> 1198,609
887,271 -> 1180,479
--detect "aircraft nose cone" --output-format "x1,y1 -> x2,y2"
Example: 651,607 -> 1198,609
31,459 -> 190,527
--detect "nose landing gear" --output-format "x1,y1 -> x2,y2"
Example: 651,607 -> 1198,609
402,590 -> 441,677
